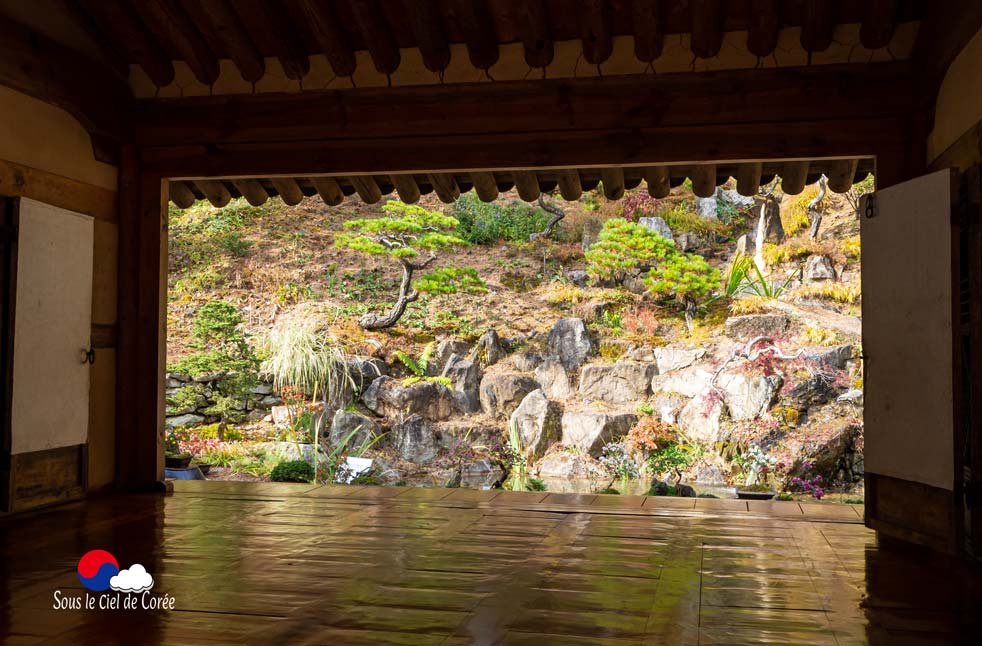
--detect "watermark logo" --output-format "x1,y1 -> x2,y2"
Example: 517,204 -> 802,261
55,549 -> 173,611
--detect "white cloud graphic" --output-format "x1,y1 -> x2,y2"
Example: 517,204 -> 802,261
109,563 -> 154,593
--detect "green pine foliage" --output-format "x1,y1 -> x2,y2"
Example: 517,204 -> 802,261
416,267 -> 488,294
334,201 -> 465,258
645,252 -> 719,304
584,218 -> 675,282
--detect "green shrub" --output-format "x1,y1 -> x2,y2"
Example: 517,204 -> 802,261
451,192 -> 554,244
645,252 -> 719,306
270,459 -> 315,483
217,232 -> 252,257
585,218 -> 675,282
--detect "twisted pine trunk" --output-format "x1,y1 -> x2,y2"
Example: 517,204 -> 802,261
808,175 -> 828,239
358,256 -> 435,330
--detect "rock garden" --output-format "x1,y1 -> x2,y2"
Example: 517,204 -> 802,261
165,174 -> 870,502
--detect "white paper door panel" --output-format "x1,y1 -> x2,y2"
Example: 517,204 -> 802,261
11,198 -> 93,454
862,169 -> 953,491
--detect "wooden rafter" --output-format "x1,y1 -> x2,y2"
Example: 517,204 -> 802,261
403,0 -> 450,73
579,0 -> 612,65
690,0 -> 724,59
190,0 -> 266,83
131,0 -> 220,85
746,0 -> 781,58
230,0 -> 309,80
451,0 -> 499,70
632,0 -> 663,62
349,0 -> 400,76
81,0 -> 175,86
517,0 -> 553,68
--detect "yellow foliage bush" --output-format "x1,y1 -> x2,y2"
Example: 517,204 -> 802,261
796,282 -> 860,304
802,325 -> 843,346
729,296 -> 769,315
842,236 -> 861,260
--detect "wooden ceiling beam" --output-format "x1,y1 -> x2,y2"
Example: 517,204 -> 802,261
469,172 -> 499,202
600,168 -> 625,199
312,177 -> 344,206
231,178 -> 269,206
800,0 -> 837,53
827,159 -> 859,193
512,171 -> 540,202
230,0 -> 309,80
390,174 -> 421,203
517,0 -> 553,68
349,0 -> 401,75
81,0 -> 175,86
689,164 -> 716,198
746,0 -> 781,58
403,0 -> 450,73
132,0 -> 220,85
0,13 -> 130,140
427,173 -> 460,203
580,0 -> 612,65
556,169 -> 582,201
861,0 -> 897,50
780,161 -> 810,195
452,0 -> 499,70
632,0 -> 662,63
736,162 -> 763,197
644,167 -> 671,198
194,179 -> 231,207
270,177 -> 304,205
132,61 -> 916,148
690,0 -> 724,59
169,180 -> 197,208
190,0 -> 265,83
295,0 -> 356,77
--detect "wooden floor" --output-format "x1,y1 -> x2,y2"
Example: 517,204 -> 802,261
1,482 -> 980,645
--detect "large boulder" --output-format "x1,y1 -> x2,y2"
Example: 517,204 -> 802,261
547,318 -> 593,370
362,376 -> 454,421
724,314 -> 789,342
166,413 -> 204,429
566,269 -> 589,287
328,410 -> 382,449
431,339 -> 471,375
782,374 -> 840,410
390,414 -> 441,463
804,255 -> 836,282
806,345 -> 854,371
510,390 -> 562,458
535,448 -> 606,479
441,354 -> 480,413
717,372 -> 783,421
782,420 -> 864,486
479,372 -> 539,419
650,391 -> 687,424
652,366 -> 714,398
535,356 -> 573,400
638,216 -> 673,241
578,362 -> 656,403
677,391 -> 726,444
435,420 -> 501,449
654,347 -> 705,374
347,357 -> 387,387
581,219 -> 603,251
506,350 -> 544,372
560,411 -> 637,457
467,329 -> 507,368
734,234 -> 755,258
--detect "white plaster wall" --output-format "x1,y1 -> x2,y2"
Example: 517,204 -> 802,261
928,27 -> 982,163
0,85 -> 117,190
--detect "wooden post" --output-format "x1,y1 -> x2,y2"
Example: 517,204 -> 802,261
116,146 -> 165,489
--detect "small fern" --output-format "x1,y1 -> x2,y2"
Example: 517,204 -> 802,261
394,342 -> 435,378
401,374 -> 451,388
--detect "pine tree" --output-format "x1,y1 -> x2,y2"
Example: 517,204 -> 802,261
335,201 -> 486,329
